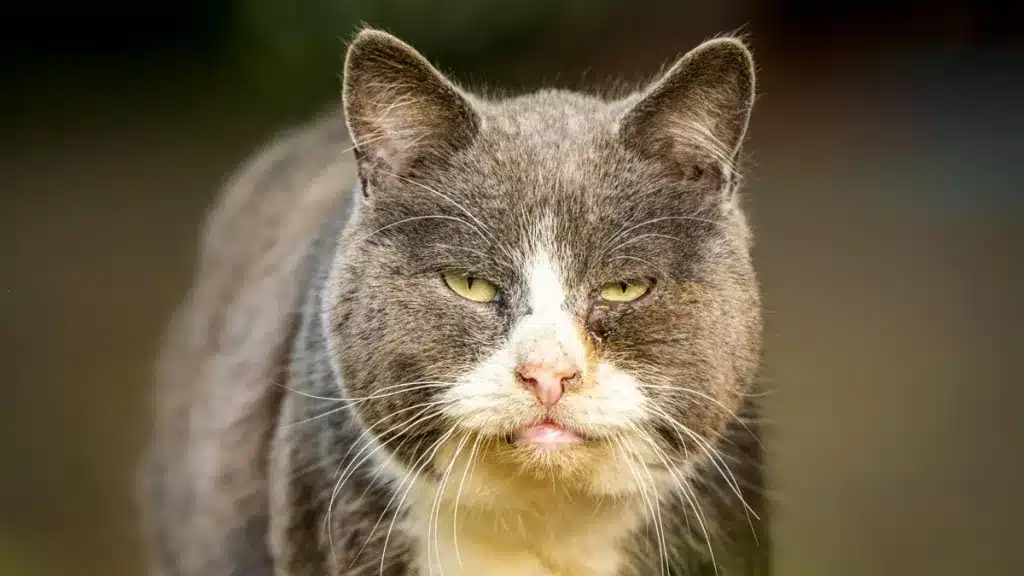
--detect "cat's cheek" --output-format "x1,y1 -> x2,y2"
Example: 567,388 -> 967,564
580,362 -> 649,429
437,346 -> 535,434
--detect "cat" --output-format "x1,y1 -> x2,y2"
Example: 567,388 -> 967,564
137,27 -> 767,576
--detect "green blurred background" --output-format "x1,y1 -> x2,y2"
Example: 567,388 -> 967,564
1,1 -> 1021,574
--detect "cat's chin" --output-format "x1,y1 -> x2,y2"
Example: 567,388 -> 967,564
474,431 -> 645,497
426,426 -> 652,503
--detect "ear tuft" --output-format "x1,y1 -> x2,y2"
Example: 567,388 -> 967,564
619,37 -> 756,188
342,29 -> 479,192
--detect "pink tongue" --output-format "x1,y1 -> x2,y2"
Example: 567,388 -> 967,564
513,423 -> 583,449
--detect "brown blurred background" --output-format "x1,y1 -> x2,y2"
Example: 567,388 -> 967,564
1,1 -> 1021,574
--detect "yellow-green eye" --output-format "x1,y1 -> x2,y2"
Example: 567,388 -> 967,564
443,272 -> 499,302
600,280 -> 649,302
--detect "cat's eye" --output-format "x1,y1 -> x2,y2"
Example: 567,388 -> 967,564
443,271 -> 499,302
600,280 -> 649,303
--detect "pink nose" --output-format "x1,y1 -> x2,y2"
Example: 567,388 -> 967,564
516,362 -> 579,406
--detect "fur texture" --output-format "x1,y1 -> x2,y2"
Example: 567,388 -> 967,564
139,28 -> 768,576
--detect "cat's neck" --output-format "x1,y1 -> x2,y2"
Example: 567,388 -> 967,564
404,478 -> 643,576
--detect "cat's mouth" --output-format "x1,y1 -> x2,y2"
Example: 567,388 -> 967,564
505,419 -> 588,451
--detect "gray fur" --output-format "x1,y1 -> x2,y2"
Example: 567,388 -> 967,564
139,28 -> 767,575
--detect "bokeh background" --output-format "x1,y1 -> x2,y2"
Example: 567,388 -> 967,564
2,1 -> 1021,574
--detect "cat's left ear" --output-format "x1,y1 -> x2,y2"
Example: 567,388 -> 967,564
618,37 -> 756,190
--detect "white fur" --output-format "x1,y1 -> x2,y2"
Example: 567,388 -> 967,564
519,249 -> 586,367
404,472 -> 644,576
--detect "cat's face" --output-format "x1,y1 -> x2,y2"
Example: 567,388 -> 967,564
328,30 -> 760,499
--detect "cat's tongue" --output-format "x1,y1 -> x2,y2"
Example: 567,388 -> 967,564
512,422 -> 583,450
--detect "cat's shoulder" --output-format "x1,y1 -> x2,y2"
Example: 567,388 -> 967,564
200,111 -> 355,291
138,112 -> 358,574
158,110 -> 357,405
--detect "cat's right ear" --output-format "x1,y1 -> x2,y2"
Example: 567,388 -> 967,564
342,28 -> 480,195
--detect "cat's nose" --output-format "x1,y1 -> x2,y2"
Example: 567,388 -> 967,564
516,361 -> 579,406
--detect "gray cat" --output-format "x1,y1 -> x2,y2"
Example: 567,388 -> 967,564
138,27 -> 767,576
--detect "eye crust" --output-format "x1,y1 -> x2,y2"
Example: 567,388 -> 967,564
585,284 -> 649,341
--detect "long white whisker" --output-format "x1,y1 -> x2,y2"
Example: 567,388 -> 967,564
275,379 -> 455,404
453,433 -> 483,570
271,380 -> 344,402
328,401 -> 453,564
380,424 -> 461,576
637,383 -> 764,450
286,379 -> 458,481
611,434 -> 662,568
643,403 -> 761,559
283,383 -> 464,430
430,432 -> 470,575
628,432 -> 671,576
645,402 -> 759,524
629,422 -> 719,575
346,433 -> 427,569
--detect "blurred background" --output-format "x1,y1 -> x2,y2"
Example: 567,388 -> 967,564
1,1 -> 1021,574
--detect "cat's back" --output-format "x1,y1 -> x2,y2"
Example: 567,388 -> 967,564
191,111 -> 355,320
139,112 -> 357,575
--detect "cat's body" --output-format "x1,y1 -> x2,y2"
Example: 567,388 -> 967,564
139,30 -> 768,576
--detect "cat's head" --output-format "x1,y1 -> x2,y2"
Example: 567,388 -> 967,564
327,29 -> 761,500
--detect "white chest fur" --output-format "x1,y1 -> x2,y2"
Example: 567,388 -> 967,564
400,468 -> 646,576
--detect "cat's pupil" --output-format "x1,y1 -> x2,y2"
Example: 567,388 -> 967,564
619,281 -> 628,293
466,277 -> 475,290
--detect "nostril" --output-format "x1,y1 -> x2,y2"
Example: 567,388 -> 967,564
516,371 -> 537,388
515,364 -> 532,381
516,363 -> 579,405
516,367 -> 574,386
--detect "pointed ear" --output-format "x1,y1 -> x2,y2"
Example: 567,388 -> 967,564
342,29 -> 480,193
619,37 -> 756,189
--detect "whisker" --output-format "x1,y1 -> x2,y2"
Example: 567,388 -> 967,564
628,422 -> 720,575
345,434 -> 429,569
608,232 -> 688,254
430,433 -> 470,574
602,214 -> 723,258
637,383 -> 765,451
647,403 -> 756,516
283,403 -> 351,429
271,380 -> 344,402
644,403 -> 760,551
603,203 -> 651,254
280,382 -> 462,482
610,434 -> 663,571
453,433 -> 483,570
328,401 -> 454,565
355,214 -> 488,246
608,255 -> 674,279
381,170 -> 497,246
380,424 -> 461,576
630,433 -> 672,576
283,383 -> 461,430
